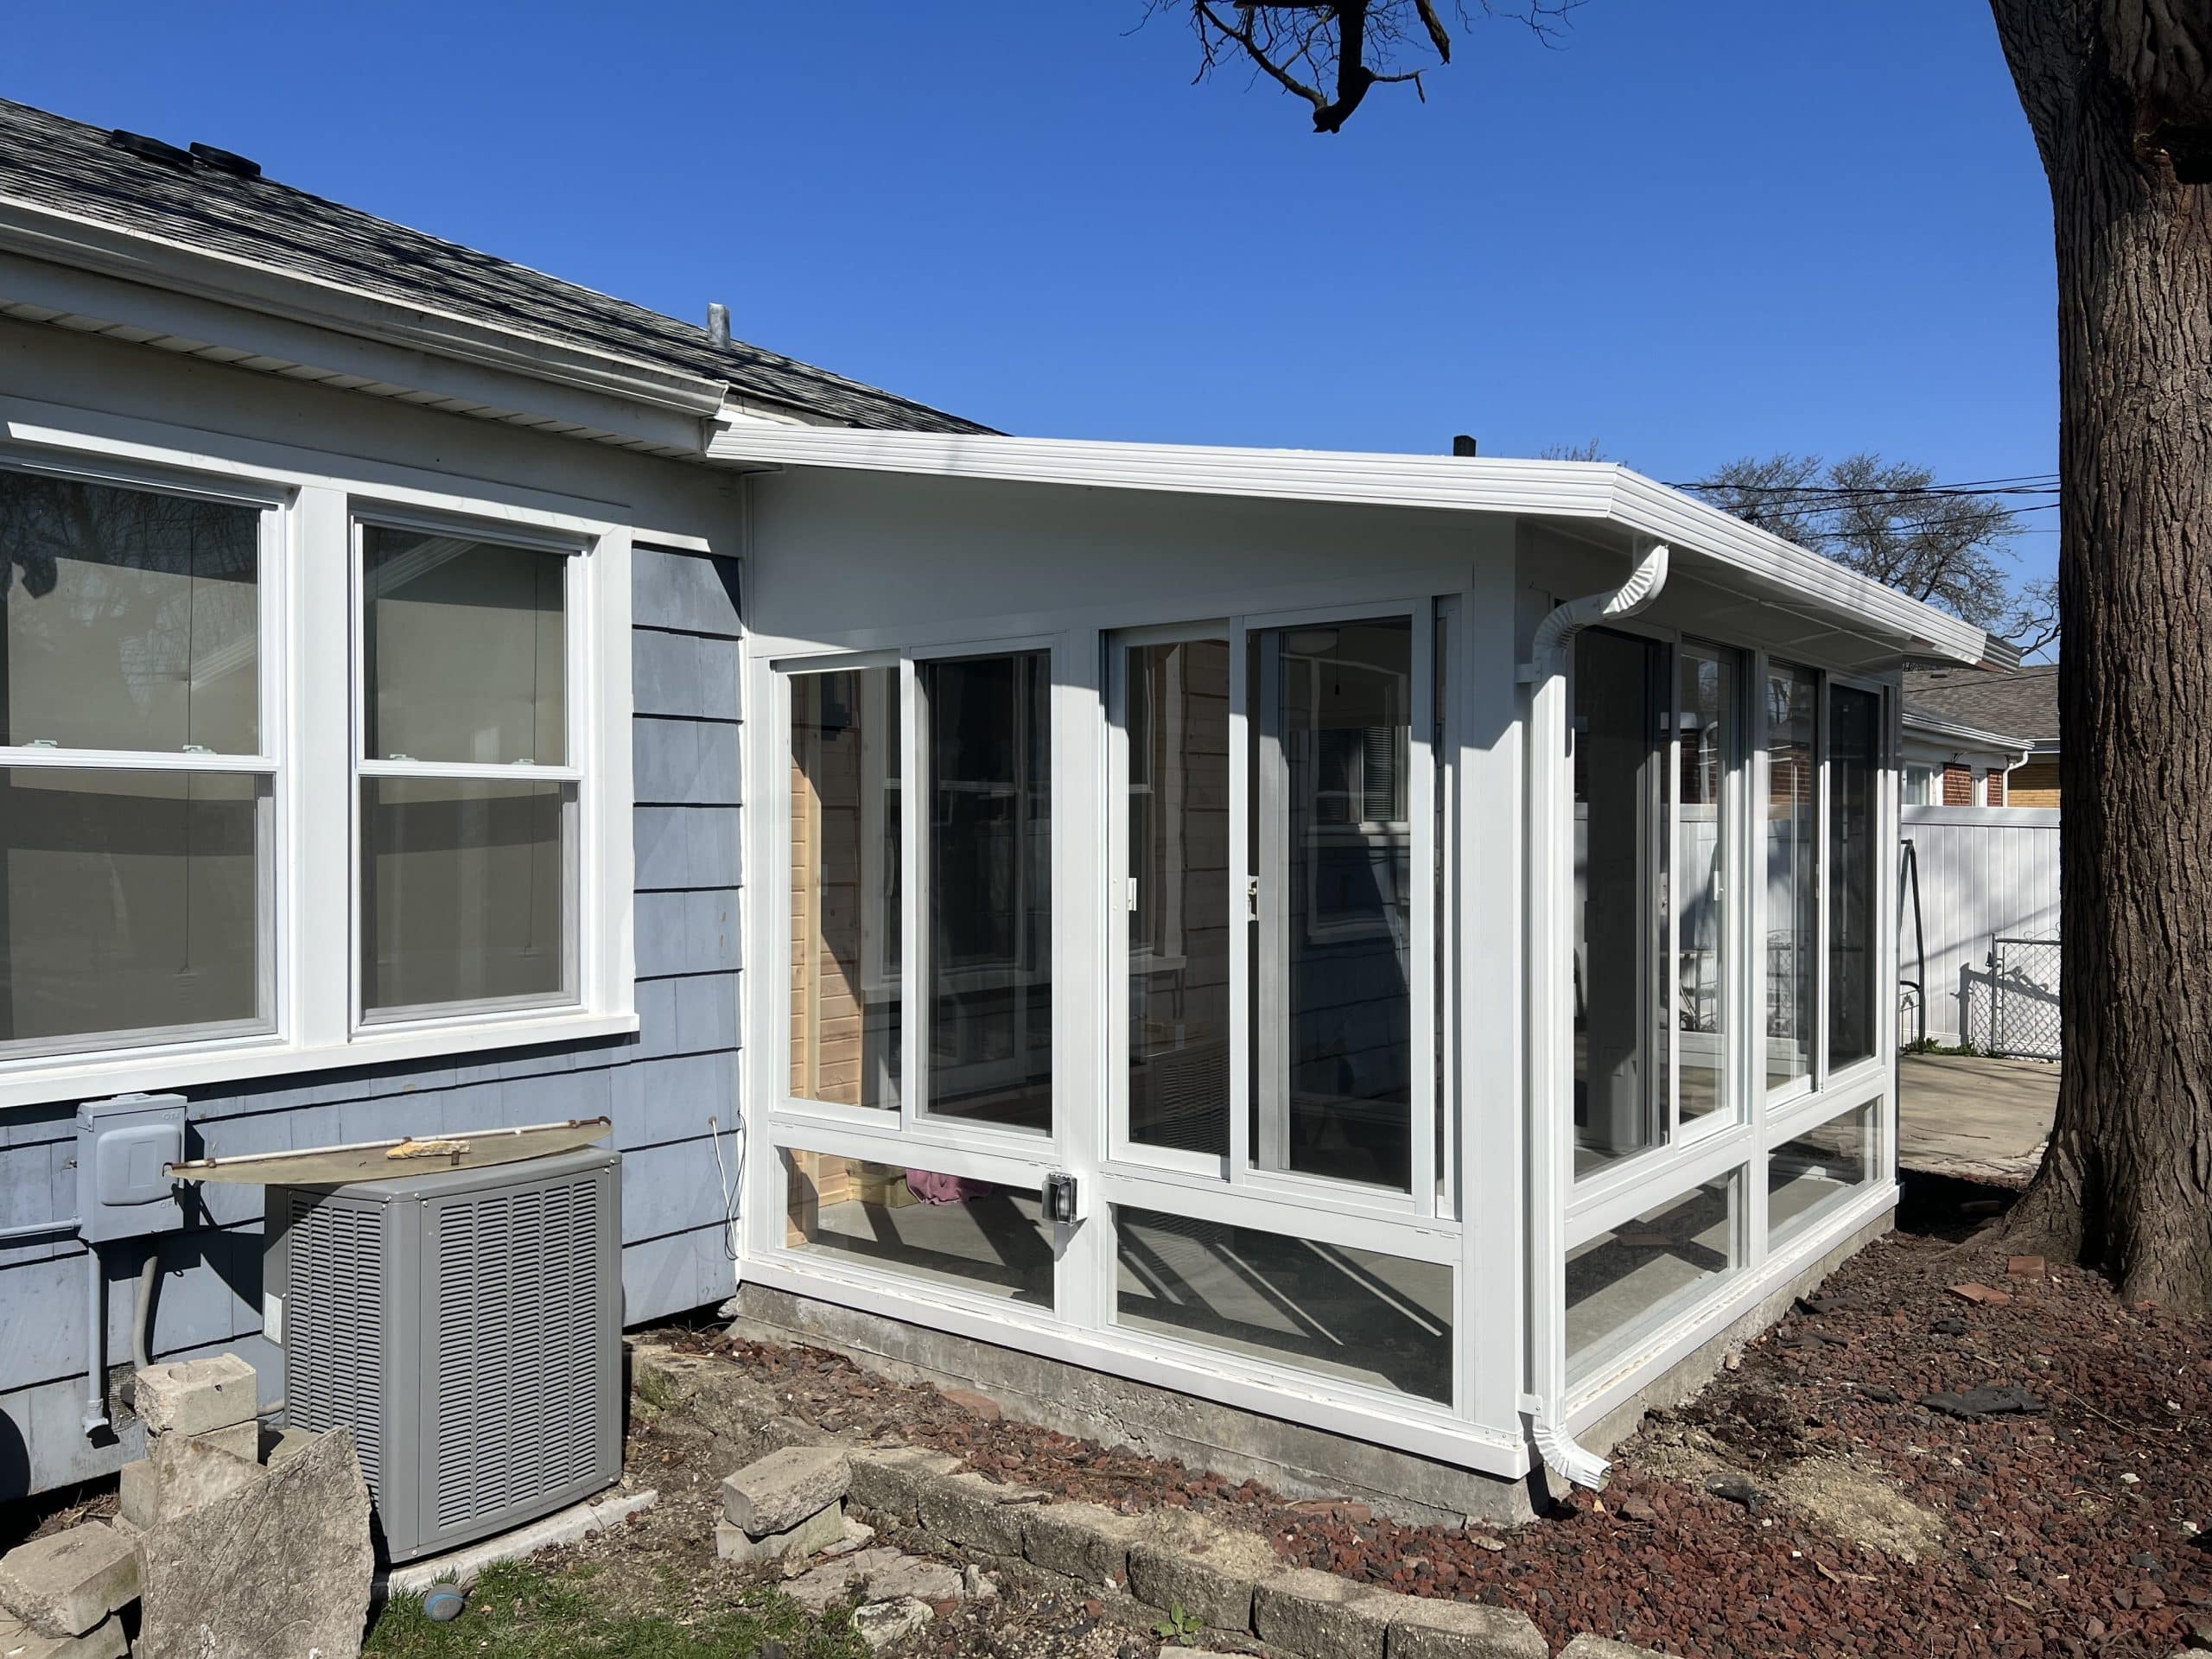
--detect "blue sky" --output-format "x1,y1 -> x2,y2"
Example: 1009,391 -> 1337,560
11,3 -> 2057,587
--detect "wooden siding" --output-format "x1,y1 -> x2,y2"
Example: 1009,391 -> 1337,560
0,542 -> 742,1502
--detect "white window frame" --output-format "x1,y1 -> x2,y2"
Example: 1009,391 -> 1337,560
0,451 -> 286,1064
0,421 -> 637,1113
349,507 -> 589,1031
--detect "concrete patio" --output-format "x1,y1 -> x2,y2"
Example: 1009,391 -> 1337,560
1897,1052 -> 2057,1185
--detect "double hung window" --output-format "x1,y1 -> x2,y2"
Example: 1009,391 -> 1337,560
0,467 -> 271,1057
0,438 -> 623,1103
357,523 -> 578,1020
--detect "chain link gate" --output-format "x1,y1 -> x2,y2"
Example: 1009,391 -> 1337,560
1979,933 -> 2062,1059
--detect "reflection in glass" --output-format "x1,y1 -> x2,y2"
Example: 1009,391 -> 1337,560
1770,1102 -> 1876,1246
1828,685 -> 1880,1068
1574,628 -> 1666,1173
1765,666 -> 1818,1093
363,526 -> 565,766
0,472 -> 259,754
923,652 -> 1052,1133
1676,646 -> 1735,1124
1127,639 -> 1231,1154
790,669 -> 899,1109
783,1149 -> 1054,1307
362,778 -> 567,1014
0,769 -> 261,1047
1116,1206 -> 1451,1402
1253,618 -> 1413,1189
1567,1170 -> 1739,1383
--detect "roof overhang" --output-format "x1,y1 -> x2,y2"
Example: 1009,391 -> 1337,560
705,425 -> 1990,667
1901,708 -> 2037,755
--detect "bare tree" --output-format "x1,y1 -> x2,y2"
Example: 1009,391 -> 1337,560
1536,438 -> 1608,461
1690,453 -> 2057,652
1144,1 -> 1579,132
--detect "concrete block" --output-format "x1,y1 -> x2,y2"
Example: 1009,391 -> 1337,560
381,1489 -> 658,1597
915,1470 -> 1047,1557
0,1522 -> 139,1637
848,1446 -> 963,1523
1021,1501 -> 1141,1586
1254,1567 -> 1399,1659
185,1421 -> 258,1463
1389,1598 -> 1549,1659
1125,1521 -> 1282,1630
722,1445 -> 850,1536
715,1500 -> 844,1569
262,1426 -> 315,1467
854,1596 -> 933,1651
1558,1641 -> 1677,1659
786,1547 -> 963,1613
133,1355 -> 256,1436
136,1427 -> 372,1659
119,1436 -> 265,1530
0,1610 -> 128,1658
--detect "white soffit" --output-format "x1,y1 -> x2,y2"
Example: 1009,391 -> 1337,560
707,425 -> 1990,667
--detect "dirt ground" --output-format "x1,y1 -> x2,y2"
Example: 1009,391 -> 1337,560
635,1178 -> 2212,1659
13,1174 -> 2210,1659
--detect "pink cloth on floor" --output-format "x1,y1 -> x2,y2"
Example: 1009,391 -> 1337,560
906,1169 -> 995,1205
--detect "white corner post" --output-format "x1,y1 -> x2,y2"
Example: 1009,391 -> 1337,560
1514,542 -> 1669,1490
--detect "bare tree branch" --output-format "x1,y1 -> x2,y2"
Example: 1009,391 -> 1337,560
1147,0 -> 1580,132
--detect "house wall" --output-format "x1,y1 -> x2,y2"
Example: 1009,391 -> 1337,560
2009,759 -> 2061,808
0,319 -> 746,1501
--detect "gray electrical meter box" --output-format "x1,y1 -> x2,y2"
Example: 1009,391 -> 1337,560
74,1094 -> 188,1243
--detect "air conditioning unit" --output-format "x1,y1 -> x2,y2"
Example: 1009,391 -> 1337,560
264,1146 -> 623,1562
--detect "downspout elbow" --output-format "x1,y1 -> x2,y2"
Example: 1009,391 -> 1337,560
1516,543 -> 1670,683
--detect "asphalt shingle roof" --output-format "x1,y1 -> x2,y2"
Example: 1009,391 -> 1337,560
0,97 -> 992,435
1904,663 -> 2057,745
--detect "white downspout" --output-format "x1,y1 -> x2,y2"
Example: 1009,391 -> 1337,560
1514,543 -> 1670,1491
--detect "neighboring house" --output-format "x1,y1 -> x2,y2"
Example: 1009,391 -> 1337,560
0,94 -> 1994,1519
1904,663 -> 2059,806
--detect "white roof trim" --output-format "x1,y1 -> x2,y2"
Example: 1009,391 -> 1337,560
705,426 -> 1988,666
0,194 -> 732,418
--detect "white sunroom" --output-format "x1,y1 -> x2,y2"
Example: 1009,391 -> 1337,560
721,428 -> 1990,1491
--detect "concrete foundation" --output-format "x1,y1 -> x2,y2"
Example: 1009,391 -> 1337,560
732,1204 -> 1893,1529
728,1284 -> 1537,1529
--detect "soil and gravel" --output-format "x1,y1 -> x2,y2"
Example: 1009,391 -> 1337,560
641,1182 -> 2212,1659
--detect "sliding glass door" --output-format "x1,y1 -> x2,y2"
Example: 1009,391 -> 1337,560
1109,608 -> 1434,1201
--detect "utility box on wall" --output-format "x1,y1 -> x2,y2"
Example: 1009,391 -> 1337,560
74,1095 -> 188,1244
264,1146 -> 623,1562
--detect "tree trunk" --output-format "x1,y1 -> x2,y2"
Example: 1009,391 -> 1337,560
1988,0 -> 2212,1311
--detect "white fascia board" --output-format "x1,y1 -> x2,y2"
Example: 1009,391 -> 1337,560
706,426 -> 1990,667
0,194 -> 730,421
1900,708 -> 2038,753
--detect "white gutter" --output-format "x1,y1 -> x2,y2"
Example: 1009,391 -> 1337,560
1512,543 -> 1671,1491
702,426 -> 1989,667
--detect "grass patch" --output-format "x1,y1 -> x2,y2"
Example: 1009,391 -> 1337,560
367,1559 -> 869,1659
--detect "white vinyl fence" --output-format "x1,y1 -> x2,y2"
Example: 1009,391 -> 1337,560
1899,805 -> 2061,1053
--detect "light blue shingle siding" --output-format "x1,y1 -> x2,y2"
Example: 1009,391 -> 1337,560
0,544 -> 744,1501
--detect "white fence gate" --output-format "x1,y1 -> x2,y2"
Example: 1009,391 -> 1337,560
1899,805 -> 2061,1053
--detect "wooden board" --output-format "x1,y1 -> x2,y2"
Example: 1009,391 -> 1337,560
168,1118 -> 613,1186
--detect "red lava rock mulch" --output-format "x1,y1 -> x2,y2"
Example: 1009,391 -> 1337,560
663,1213 -> 2212,1659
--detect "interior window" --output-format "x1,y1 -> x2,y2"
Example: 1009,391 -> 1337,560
0,471 -> 268,1052
921,651 -> 1052,1133
1251,618 -> 1413,1190
359,525 -> 574,1019
1126,639 -> 1231,1155
789,667 -> 900,1109
1573,627 -> 1666,1173
1827,685 -> 1881,1069
1764,665 -> 1819,1094
1675,645 -> 1737,1126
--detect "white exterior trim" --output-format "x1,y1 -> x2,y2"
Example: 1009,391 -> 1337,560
706,426 -> 1988,667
